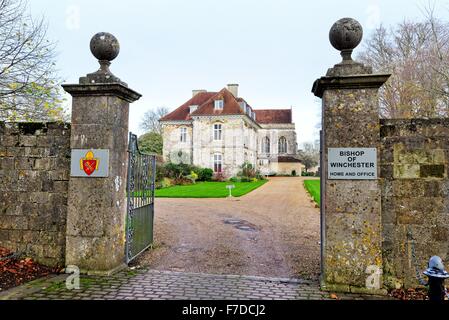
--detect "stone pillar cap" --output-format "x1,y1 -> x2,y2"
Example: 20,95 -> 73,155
62,83 -> 142,103
312,74 -> 391,98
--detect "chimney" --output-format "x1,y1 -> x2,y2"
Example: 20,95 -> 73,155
227,84 -> 239,98
192,89 -> 207,97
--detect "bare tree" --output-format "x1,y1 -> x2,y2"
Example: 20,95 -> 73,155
140,106 -> 169,134
0,0 -> 64,122
424,5 -> 449,103
298,142 -> 319,172
358,5 -> 449,118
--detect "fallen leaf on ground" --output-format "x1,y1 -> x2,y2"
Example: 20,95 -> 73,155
0,247 -> 61,292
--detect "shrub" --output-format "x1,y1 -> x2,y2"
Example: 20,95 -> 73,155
173,177 -> 193,186
251,178 -> 258,183
164,163 -> 199,180
162,162 -> 216,184
239,162 -> 256,179
256,172 -> 266,180
161,177 -> 174,188
237,162 -> 257,182
301,171 -> 315,177
213,172 -> 226,182
164,163 -> 182,179
187,171 -> 198,184
229,176 -> 241,183
155,164 -> 166,182
198,168 -> 214,182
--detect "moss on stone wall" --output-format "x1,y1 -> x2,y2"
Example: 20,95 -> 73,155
380,118 -> 449,289
0,122 -> 70,267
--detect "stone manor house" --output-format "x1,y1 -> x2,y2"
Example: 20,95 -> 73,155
160,84 -> 303,177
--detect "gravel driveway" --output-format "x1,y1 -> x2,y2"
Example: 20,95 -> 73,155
134,177 -> 321,281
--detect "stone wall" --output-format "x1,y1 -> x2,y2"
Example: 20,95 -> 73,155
192,116 -> 251,177
257,124 -> 298,156
269,162 -> 304,176
258,125 -> 298,175
161,122 -> 193,164
0,122 -> 70,267
380,119 -> 449,289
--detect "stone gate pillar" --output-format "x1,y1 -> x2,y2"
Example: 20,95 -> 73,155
312,19 -> 390,293
63,33 -> 141,274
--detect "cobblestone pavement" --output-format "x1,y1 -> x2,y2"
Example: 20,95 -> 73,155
14,269 -> 390,300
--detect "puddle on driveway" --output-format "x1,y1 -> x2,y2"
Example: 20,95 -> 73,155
224,219 -> 242,225
224,218 -> 258,232
236,225 -> 255,231
174,243 -> 199,253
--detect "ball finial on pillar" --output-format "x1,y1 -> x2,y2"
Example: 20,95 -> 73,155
90,32 -> 120,62
82,32 -> 123,85
329,18 -> 363,62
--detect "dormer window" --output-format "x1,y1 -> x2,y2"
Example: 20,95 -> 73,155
190,105 -> 198,113
214,100 -> 224,110
239,101 -> 246,112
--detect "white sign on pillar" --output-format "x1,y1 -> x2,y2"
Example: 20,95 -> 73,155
328,148 -> 377,180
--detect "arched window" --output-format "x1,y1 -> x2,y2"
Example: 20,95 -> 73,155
262,137 -> 270,154
279,137 -> 287,154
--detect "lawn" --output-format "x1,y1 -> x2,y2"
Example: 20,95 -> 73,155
155,180 -> 268,198
304,180 -> 320,206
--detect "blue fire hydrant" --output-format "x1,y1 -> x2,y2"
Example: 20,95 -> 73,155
423,256 -> 449,301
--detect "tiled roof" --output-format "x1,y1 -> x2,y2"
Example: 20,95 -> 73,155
159,92 -> 217,121
275,156 -> 302,163
190,89 -> 248,117
254,109 -> 292,124
160,88 -> 292,125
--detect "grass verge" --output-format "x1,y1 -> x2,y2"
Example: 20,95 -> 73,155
304,180 -> 320,206
155,180 -> 268,198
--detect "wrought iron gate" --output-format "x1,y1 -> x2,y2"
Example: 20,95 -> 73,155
126,132 -> 156,264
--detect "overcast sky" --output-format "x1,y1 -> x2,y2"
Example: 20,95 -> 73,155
29,0 -> 449,148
